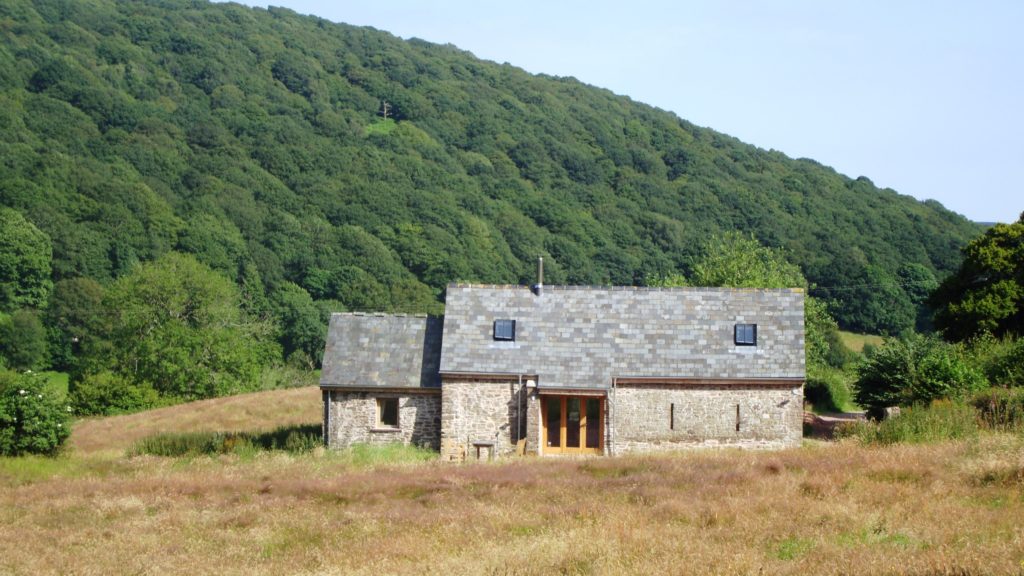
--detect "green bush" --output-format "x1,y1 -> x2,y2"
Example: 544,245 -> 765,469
836,401 -> 979,445
967,335 -> 1024,388
971,388 -> 1024,432
0,370 -> 71,456
805,366 -> 854,412
129,431 -> 233,457
855,334 -> 986,411
128,424 -> 322,457
69,371 -> 162,416
911,342 -> 987,402
987,339 -> 1024,387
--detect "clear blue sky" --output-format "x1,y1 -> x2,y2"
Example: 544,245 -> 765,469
234,1 -> 1022,224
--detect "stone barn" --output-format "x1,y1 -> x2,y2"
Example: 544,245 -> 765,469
320,282 -> 805,461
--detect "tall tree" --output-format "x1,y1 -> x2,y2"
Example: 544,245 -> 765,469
837,265 -> 916,336
0,208 -> 52,313
97,252 -> 281,400
689,232 -> 806,289
45,277 -> 108,373
271,282 -> 329,368
931,212 -> 1024,341
0,310 -> 49,370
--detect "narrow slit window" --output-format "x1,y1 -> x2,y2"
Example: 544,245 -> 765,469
735,404 -> 741,432
670,403 -> 675,430
734,323 -> 757,346
377,397 -> 399,428
493,319 -> 516,341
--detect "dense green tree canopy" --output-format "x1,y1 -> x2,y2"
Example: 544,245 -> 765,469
45,277 -> 108,372
829,265 -> 916,336
931,213 -> 1024,341
0,207 -> 52,312
97,252 -> 279,401
272,281 -> 331,368
0,310 -> 48,370
688,232 -> 806,289
0,0 -> 981,347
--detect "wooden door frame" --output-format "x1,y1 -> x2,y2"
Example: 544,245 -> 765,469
540,395 -> 604,455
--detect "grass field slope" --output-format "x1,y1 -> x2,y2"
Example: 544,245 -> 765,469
1,388 -> 1023,574
69,385 -> 322,455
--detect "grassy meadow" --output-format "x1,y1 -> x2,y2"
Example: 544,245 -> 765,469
1,387 -> 1023,575
838,331 -> 886,354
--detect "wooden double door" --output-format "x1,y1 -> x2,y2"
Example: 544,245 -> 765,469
541,395 -> 604,455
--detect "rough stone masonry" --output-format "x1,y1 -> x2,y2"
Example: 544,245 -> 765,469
320,285 -> 805,460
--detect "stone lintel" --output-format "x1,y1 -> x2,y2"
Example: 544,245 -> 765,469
440,371 -> 537,383
536,387 -> 608,396
320,385 -> 441,395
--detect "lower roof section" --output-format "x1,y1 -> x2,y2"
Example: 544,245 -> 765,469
319,313 -> 442,389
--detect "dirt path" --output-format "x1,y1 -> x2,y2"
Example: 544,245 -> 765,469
803,411 -> 866,439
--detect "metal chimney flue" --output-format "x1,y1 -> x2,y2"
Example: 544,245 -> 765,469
534,257 -> 543,296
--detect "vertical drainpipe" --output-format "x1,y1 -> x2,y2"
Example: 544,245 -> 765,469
323,389 -> 331,447
609,378 -> 616,456
517,374 -> 523,450
529,256 -> 542,453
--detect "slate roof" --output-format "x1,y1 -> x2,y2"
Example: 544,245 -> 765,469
319,313 -> 442,388
439,284 -> 805,389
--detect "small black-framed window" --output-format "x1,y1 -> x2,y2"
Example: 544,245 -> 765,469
734,323 -> 757,346
493,319 -> 516,341
377,397 -> 399,428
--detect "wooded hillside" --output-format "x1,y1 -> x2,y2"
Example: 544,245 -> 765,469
0,0 -> 979,347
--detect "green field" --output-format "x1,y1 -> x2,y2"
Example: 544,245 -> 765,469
33,371 -> 68,401
838,331 -> 885,354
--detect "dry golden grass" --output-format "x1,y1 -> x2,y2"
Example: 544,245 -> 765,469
3,389 -> 1023,574
1,437 -> 1023,574
69,386 -> 322,455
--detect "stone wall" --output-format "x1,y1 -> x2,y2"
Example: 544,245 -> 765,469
325,389 -> 441,450
611,383 -> 802,453
525,389 -> 540,457
324,382 -> 802,457
440,379 -> 528,462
